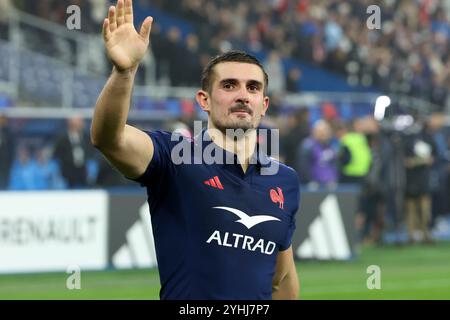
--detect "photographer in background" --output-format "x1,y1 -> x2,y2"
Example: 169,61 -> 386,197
403,115 -> 437,244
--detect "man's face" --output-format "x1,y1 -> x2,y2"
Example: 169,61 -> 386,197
197,62 -> 269,132
0,115 -> 6,127
313,123 -> 332,143
68,116 -> 84,132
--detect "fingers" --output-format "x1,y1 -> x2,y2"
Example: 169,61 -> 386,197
116,0 -> 125,27
102,18 -> 111,41
108,6 -> 116,32
107,0 -> 132,35
124,0 -> 133,24
139,16 -> 153,40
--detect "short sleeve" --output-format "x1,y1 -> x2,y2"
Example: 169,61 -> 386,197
133,130 -> 173,188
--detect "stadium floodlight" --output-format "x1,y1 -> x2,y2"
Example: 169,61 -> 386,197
374,95 -> 391,121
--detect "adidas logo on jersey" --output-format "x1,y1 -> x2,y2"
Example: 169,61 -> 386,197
204,176 -> 224,190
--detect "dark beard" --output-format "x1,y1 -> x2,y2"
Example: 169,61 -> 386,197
212,118 -> 255,136
213,102 -> 256,134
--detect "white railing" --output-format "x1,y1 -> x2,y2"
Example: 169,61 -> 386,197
9,8 -> 93,73
0,106 -> 175,121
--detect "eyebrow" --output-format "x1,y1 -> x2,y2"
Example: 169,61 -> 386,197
219,78 -> 263,88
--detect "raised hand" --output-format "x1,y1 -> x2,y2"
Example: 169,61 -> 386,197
102,0 -> 153,72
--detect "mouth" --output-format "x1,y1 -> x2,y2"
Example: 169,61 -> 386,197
231,110 -> 251,116
229,105 -> 253,116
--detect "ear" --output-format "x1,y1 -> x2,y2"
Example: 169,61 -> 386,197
261,96 -> 270,117
195,90 -> 210,114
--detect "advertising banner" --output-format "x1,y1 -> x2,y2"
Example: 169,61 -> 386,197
0,191 -> 108,273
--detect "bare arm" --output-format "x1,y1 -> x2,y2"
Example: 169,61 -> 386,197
90,0 -> 154,179
272,246 -> 299,300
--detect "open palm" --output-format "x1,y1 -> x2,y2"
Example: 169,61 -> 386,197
103,0 -> 153,72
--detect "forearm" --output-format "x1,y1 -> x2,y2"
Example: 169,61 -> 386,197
272,267 -> 299,300
91,66 -> 138,148
405,156 -> 434,167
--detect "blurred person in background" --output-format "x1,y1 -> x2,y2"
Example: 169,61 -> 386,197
336,118 -> 372,243
286,67 -> 302,93
359,117 -> 386,245
95,154 -> 132,188
53,115 -> 92,188
403,115 -> 437,244
337,118 -> 371,185
8,144 -> 36,190
382,128 -> 407,244
0,113 -> 14,189
91,0 -> 299,300
426,113 -> 450,230
33,146 -> 66,190
165,26 -> 186,87
280,107 -> 310,172
263,50 -> 286,95
298,119 -> 338,189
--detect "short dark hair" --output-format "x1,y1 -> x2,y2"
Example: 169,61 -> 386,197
201,50 -> 269,94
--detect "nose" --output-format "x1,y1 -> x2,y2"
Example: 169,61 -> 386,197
235,87 -> 250,105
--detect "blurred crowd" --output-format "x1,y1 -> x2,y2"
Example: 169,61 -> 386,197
147,0 -> 450,110
1,110 -> 450,245
3,0 -> 449,110
150,0 -> 450,110
278,109 -> 450,245
1,0 -> 450,245
0,113 -> 134,191
11,0 -> 107,32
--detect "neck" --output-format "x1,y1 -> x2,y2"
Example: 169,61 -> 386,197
207,123 -> 257,171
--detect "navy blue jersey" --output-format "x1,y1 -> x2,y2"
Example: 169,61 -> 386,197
134,130 -> 301,300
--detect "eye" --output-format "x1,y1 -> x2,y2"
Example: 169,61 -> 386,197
248,84 -> 259,92
223,83 -> 235,89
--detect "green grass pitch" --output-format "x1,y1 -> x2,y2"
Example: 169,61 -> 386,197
1,241 -> 449,300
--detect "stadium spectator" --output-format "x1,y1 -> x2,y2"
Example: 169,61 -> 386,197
91,0 -> 299,299
183,33 -> 203,86
33,146 -> 66,190
263,51 -> 286,95
298,120 -> 338,188
280,107 -> 310,172
53,115 -> 93,188
8,144 -> 36,190
0,113 -> 13,189
286,67 -> 302,93
165,26 -> 187,87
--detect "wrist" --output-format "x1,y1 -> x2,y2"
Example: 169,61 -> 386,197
112,65 -> 138,77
